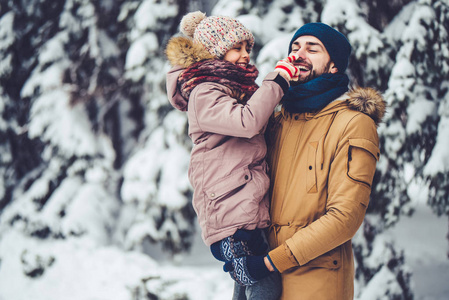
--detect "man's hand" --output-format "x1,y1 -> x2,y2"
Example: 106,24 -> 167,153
264,255 -> 275,272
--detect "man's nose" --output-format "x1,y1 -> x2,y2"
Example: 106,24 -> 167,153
295,48 -> 307,60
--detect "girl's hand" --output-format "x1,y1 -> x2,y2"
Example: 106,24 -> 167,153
274,53 -> 300,81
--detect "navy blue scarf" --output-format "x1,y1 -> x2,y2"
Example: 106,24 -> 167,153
282,73 -> 349,113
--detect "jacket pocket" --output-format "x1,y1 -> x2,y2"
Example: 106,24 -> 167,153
303,246 -> 342,270
306,141 -> 318,193
204,167 -> 252,229
204,167 -> 251,200
347,138 -> 379,189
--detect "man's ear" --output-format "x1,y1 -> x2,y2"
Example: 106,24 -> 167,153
329,62 -> 339,74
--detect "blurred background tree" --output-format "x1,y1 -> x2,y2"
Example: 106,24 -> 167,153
0,0 -> 448,299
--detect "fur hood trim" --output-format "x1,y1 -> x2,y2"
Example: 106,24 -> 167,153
347,87 -> 386,126
165,36 -> 214,68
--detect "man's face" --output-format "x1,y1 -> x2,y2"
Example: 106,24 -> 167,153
289,35 -> 337,84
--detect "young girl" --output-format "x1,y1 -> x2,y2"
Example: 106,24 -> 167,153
165,11 -> 298,299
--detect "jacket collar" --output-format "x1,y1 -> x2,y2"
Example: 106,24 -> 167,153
281,87 -> 386,126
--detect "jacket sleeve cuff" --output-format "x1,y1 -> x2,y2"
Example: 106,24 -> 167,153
268,243 -> 300,273
263,72 -> 289,93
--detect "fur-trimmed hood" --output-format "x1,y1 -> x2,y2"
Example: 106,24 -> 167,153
165,36 -> 214,112
165,36 -> 214,68
346,87 -> 386,126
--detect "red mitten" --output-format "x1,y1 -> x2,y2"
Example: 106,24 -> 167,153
274,53 -> 299,81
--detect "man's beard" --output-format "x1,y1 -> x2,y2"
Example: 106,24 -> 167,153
290,60 -> 332,87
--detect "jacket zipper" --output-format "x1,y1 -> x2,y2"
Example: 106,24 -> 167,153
279,115 -> 305,219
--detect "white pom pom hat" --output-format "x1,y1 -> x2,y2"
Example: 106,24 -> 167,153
180,11 -> 254,59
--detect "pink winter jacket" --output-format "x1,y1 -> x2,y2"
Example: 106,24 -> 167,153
167,65 -> 287,245
165,36 -> 288,245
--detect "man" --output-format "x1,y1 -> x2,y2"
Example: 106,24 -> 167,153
262,23 -> 386,299
222,22 -> 386,299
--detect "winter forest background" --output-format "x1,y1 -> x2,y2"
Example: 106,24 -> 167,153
0,0 -> 448,299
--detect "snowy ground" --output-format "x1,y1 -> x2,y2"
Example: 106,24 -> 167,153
179,201 -> 449,300
0,229 -> 233,300
0,202 -> 446,300
385,202 -> 449,300
161,228 -> 235,299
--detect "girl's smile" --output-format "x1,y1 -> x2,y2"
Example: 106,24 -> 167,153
223,40 -> 251,68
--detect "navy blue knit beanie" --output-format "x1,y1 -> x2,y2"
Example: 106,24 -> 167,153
288,23 -> 352,73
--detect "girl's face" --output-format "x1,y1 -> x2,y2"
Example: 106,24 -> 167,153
223,40 -> 250,68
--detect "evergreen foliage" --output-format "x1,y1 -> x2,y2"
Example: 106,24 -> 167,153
0,0 -> 448,299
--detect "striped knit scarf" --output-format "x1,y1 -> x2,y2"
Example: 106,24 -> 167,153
178,59 -> 259,105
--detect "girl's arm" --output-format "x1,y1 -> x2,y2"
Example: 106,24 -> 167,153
189,72 -> 288,138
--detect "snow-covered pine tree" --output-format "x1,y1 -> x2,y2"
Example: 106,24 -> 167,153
369,0 -> 449,227
0,0 -> 200,258
0,0 -> 122,273
419,0 -> 449,256
0,0 -> 54,213
361,0 -> 449,260
0,0 -> 202,298
1,0 -> 448,298
117,0 -> 198,255
0,7 -> 18,213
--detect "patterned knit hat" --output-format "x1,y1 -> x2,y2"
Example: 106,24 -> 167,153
180,11 -> 254,59
288,23 -> 352,73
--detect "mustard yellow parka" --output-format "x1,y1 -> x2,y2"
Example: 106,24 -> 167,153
266,88 -> 386,300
